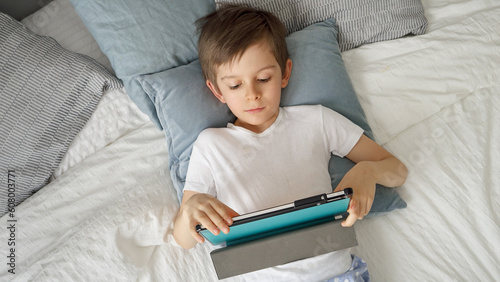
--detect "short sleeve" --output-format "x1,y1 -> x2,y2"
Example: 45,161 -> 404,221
183,139 -> 217,198
321,106 -> 364,157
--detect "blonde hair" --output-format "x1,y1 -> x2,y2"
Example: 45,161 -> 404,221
196,4 -> 289,89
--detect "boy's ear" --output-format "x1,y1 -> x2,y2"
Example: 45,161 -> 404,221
281,59 -> 293,88
206,80 -> 226,103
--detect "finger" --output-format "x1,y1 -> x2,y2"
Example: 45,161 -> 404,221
196,212 -> 221,236
342,213 -> 357,227
342,199 -> 358,227
357,195 -> 373,219
202,204 -> 235,234
365,195 -> 373,216
349,198 -> 357,214
210,202 -> 239,227
357,201 -> 365,220
190,228 -> 205,244
226,206 -> 240,219
350,197 -> 364,220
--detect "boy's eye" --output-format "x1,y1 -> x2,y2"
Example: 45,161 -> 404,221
229,84 -> 240,90
258,77 -> 271,83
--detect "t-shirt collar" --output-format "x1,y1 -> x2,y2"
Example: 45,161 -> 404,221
227,107 -> 283,137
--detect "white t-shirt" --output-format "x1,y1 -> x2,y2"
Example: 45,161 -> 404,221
184,105 -> 364,281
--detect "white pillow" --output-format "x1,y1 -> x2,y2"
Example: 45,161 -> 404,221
21,0 -> 113,72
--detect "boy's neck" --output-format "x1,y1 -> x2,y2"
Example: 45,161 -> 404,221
234,107 -> 281,134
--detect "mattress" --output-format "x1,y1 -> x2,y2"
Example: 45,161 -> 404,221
0,0 -> 498,281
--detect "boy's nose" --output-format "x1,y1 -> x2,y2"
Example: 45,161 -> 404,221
246,84 -> 261,100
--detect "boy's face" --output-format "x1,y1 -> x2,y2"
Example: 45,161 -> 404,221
207,40 -> 292,133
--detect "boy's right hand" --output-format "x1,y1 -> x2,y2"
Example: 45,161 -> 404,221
177,191 -> 239,245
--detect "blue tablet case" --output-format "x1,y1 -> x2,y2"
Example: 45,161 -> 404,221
200,197 -> 350,247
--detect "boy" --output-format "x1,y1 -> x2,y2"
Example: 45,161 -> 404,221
173,4 -> 407,281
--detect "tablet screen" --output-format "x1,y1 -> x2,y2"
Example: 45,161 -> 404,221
200,197 -> 350,247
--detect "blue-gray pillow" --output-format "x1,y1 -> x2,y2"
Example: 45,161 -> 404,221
68,0 -> 215,129
138,19 -> 406,214
0,13 -> 122,216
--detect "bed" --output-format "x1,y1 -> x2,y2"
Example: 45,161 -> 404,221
0,0 -> 498,281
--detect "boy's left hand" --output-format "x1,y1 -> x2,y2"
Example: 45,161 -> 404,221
332,134 -> 408,227
334,161 -> 376,227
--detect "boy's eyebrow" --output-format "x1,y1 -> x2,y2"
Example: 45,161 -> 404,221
220,65 -> 276,80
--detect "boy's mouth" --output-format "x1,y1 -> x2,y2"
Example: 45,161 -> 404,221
246,107 -> 265,114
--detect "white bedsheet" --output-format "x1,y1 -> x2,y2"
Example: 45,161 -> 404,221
341,1 -> 500,280
52,88 -> 150,179
1,0 -> 499,281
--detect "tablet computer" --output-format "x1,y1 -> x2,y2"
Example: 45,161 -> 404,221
196,188 -> 352,247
